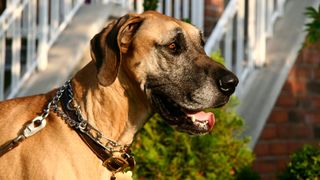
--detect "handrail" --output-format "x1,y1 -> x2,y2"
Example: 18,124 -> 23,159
204,0 -> 288,95
204,0 -> 237,55
0,0 -> 84,100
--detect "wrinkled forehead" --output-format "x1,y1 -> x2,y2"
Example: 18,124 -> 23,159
137,11 -> 202,44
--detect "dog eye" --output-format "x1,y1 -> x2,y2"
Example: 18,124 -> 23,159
167,42 -> 177,51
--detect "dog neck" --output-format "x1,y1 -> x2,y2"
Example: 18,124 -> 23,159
71,61 -> 151,145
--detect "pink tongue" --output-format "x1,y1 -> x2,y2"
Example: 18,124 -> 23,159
187,111 -> 215,127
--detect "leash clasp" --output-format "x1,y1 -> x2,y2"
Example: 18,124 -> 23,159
23,116 -> 47,138
0,116 -> 47,157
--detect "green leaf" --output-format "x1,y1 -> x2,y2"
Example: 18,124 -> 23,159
211,50 -> 225,65
305,7 -> 318,18
278,145 -> 320,179
304,5 -> 320,46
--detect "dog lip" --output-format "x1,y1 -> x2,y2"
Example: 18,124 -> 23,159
211,97 -> 230,109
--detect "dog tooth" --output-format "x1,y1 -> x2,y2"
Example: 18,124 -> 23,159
191,115 -> 196,123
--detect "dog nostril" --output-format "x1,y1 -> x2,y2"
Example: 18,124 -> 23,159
218,74 -> 239,94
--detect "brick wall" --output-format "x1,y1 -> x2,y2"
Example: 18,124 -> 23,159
204,0 -> 224,38
253,41 -> 320,180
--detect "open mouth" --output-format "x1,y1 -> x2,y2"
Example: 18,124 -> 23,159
151,94 -> 216,135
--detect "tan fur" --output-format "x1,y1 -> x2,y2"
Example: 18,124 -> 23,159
0,11 -> 203,179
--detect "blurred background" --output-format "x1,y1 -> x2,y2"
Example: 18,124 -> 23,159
0,0 -> 319,179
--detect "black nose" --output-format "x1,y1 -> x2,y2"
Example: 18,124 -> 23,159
218,74 -> 239,95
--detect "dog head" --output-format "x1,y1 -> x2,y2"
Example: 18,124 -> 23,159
90,11 -> 238,135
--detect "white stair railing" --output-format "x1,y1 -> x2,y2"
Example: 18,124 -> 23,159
125,0 -> 204,31
0,0 -> 205,101
204,0 -> 287,94
0,0 -> 287,100
0,0 -> 84,100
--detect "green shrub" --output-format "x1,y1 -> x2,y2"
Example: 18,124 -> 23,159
132,96 -> 256,179
143,0 -> 158,11
211,51 -> 225,65
236,165 -> 261,180
182,18 -> 191,23
132,51 -> 257,179
278,145 -> 320,180
305,5 -> 320,46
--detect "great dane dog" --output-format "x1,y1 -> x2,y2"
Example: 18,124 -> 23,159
0,11 -> 238,179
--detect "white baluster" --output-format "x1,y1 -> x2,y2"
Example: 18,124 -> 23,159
224,19 -> 233,70
191,0 -> 204,31
136,0 -> 143,13
267,0 -> 274,37
11,16 -> 21,92
256,0 -> 266,66
248,0 -> 256,69
157,0 -> 163,14
38,0 -> 49,70
236,0 -> 244,75
165,0 -> 172,16
174,0 -> 181,19
182,0 -> 189,20
0,34 -> 4,100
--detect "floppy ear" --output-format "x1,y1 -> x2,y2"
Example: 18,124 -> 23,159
90,14 -> 144,86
